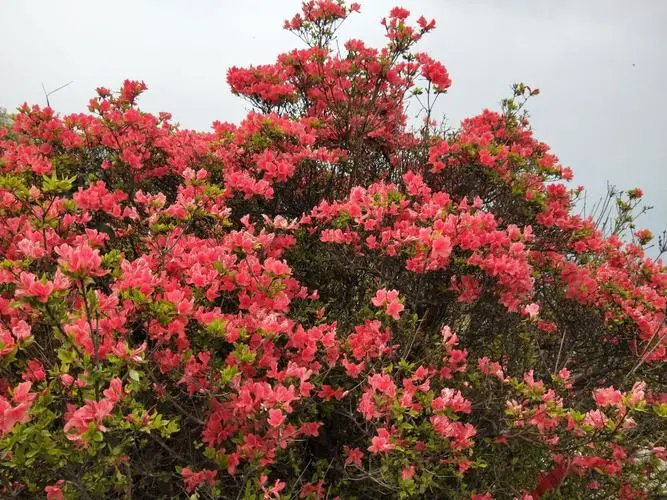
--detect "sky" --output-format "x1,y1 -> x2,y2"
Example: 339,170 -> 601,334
1,0 -> 665,254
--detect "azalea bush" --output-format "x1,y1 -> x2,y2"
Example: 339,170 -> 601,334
0,1 -> 666,498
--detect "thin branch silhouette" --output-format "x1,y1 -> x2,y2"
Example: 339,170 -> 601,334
41,80 -> 74,107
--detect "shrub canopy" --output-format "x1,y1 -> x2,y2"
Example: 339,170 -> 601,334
0,2 -> 665,498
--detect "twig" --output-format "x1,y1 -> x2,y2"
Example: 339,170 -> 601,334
41,80 -> 74,107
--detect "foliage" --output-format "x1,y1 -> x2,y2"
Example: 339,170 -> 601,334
0,108 -> 12,129
0,2 -> 665,499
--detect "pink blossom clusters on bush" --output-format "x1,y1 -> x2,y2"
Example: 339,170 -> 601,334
0,1 -> 665,498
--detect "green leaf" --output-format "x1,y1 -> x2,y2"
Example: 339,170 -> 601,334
653,403 -> 667,417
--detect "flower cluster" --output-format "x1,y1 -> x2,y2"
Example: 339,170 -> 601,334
0,1 -> 664,498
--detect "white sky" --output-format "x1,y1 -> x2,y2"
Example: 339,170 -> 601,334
1,0 -> 665,253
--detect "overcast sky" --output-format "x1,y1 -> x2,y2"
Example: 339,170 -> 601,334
1,0 -> 665,254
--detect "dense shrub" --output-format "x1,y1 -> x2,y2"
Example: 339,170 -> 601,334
0,2 -> 665,498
